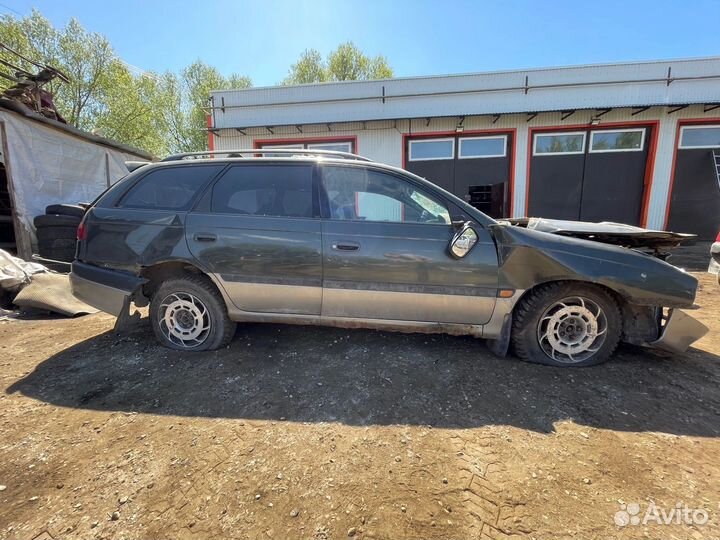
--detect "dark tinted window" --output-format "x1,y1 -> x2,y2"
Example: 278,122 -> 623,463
120,165 -> 222,210
211,165 -> 314,218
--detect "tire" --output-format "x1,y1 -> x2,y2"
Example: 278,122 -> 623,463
45,204 -> 85,218
38,238 -> 76,251
43,262 -> 71,273
149,275 -> 236,351
34,214 -> 81,228
36,226 -> 78,242
42,247 -> 76,262
511,282 -> 622,367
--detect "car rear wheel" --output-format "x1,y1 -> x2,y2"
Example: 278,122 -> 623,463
150,276 -> 236,351
511,282 -> 622,367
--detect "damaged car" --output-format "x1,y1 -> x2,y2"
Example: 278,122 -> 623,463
70,149 -> 707,367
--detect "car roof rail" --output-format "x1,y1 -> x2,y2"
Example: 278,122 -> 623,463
125,160 -> 151,172
160,148 -> 373,162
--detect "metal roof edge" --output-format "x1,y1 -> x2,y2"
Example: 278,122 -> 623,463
0,98 -> 155,160
210,55 -> 720,96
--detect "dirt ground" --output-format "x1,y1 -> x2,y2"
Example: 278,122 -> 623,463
1,272 -> 719,540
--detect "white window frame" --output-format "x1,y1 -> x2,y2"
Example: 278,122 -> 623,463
260,143 -> 304,150
678,125 -> 720,149
408,137 -> 455,161
588,128 -> 645,153
458,135 -> 507,159
307,142 -> 353,153
532,131 -> 587,156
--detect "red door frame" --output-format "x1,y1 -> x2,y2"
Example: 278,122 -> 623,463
663,117 -> 720,229
401,128 -> 517,214
206,114 -> 215,151
252,135 -> 358,152
525,121 -> 660,226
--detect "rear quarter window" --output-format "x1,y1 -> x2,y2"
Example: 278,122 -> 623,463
210,164 -> 314,218
118,165 -> 224,210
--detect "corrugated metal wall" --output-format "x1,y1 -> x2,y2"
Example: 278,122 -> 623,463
213,104 -> 720,229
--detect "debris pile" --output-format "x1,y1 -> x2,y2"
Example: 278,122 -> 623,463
0,248 -> 96,318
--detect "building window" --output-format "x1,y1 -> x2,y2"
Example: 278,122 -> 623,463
533,132 -> 586,155
589,129 -> 645,152
458,136 -> 507,159
259,144 -> 303,157
679,126 -> 720,149
408,138 -> 455,161
258,139 -> 355,156
307,142 -> 352,153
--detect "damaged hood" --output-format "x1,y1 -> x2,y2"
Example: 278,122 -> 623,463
489,224 -> 698,308
501,218 -> 694,251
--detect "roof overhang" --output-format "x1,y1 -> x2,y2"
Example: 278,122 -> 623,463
210,57 -> 720,130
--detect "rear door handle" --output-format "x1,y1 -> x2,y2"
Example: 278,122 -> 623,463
194,233 -> 217,242
332,241 -> 360,251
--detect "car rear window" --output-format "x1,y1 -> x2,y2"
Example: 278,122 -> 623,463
211,165 -> 314,218
119,165 -> 223,210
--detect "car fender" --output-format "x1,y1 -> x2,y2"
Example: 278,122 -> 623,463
489,224 -> 698,308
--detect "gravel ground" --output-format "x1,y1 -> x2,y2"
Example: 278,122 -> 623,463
0,272 -> 719,540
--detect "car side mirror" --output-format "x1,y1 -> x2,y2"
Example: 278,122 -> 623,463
450,215 -> 467,229
449,223 -> 479,259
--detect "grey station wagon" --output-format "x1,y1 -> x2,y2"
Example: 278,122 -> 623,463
70,149 -> 707,367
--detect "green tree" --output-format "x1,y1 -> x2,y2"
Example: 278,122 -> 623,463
283,49 -> 327,84
283,42 -> 392,85
92,62 -> 170,155
0,10 -> 253,155
0,10 -> 117,129
163,60 -> 251,153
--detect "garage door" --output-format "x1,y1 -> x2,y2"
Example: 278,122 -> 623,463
667,125 -> 720,240
528,127 -> 650,225
405,134 -> 512,218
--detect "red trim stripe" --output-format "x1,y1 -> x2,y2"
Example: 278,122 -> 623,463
206,114 -> 215,151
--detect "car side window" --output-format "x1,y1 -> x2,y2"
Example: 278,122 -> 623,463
119,165 -> 223,210
211,165 -> 314,218
322,166 -> 450,224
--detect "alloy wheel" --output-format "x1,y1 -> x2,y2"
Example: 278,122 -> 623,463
536,295 -> 608,363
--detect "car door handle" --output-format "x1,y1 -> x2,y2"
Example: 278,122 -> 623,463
194,233 -> 217,242
332,241 -> 360,251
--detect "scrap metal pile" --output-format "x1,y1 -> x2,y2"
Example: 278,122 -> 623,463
0,43 -> 69,123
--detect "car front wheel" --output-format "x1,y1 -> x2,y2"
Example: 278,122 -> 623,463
150,276 -> 236,351
511,282 -> 622,367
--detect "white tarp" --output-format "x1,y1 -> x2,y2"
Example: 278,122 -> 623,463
1,109 -> 146,253
0,248 -> 45,289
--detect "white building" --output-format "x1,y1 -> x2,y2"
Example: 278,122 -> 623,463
209,57 -> 720,240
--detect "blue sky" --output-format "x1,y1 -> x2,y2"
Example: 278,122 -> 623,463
2,0 -> 719,86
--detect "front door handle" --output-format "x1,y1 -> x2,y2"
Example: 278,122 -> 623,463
194,233 -> 217,242
332,241 -> 360,251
